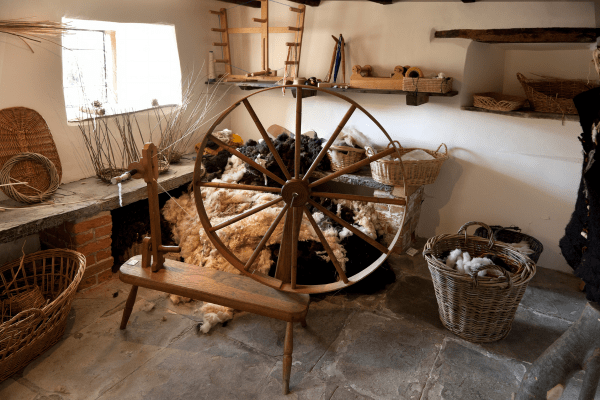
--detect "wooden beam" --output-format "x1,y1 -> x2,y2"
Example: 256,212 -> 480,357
368,0 -> 393,4
288,0 -> 320,6
217,0 -> 320,7
434,28 -> 600,43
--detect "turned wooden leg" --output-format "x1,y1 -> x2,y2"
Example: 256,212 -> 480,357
282,321 -> 293,395
120,285 -> 138,330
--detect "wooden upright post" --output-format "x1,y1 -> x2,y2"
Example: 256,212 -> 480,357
261,0 -> 269,72
218,8 -> 232,76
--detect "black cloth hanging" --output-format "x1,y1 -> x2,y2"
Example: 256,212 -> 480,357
559,87 -> 600,304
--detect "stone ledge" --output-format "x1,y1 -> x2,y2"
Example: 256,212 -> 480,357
0,154 -> 196,244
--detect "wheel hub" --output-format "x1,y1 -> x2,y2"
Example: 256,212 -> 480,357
281,179 -> 310,207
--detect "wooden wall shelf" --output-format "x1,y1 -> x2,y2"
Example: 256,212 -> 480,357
462,106 -> 579,122
434,28 -> 600,44
220,82 -> 458,106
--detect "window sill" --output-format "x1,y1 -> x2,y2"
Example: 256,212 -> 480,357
67,103 -> 179,125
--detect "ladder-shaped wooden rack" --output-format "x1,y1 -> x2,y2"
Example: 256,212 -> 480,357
210,2 -> 306,82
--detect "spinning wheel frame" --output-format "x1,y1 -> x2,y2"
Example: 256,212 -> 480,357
193,85 -> 408,294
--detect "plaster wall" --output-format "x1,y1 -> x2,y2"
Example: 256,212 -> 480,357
218,1 -> 596,273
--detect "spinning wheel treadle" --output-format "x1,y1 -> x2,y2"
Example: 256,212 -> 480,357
194,84 -> 407,294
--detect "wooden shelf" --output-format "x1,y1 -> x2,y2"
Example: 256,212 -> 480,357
222,82 -> 458,106
462,106 -> 579,122
312,167 -> 394,193
434,28 -> 600,44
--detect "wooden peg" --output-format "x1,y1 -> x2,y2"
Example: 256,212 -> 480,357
284,61 -> 299,65
211,28 -> 226,32
213,42 -> 228,46
286,42 -> 300,46
214,59 -> 229,63
209,10 -> 222,15
253,18 -> 267,23
289,6 -> 303,12
288,27 -> 301,32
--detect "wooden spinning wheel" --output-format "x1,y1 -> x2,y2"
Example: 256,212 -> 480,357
194,85 -> 407,294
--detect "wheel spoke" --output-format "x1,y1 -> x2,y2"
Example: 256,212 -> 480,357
197,181 -> 281,194
308,198 -> 388,254
303,105 -> 356,181
295,87 -> 302,178
242,99 -> 292,180
290,207 -> 303,289
245,202 -> 291,271
275,208 -> 294,283
303,205 -> 348,283
311,192 -> 406,206
208,134 -> 286,186
209,197 -> 284,232
309,147 -> 396,188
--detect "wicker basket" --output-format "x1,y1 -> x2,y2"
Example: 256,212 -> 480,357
327,145 -> 366,173
423,222 -> 536,343
517,73 -> 598,115
473,92 -> 528,112
402,77 -> 453,93
474,225 -> 543,264
367,141 -> 448,186
0,249 -> 85,382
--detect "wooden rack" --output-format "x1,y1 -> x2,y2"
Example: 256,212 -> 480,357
210,2 -> 306,82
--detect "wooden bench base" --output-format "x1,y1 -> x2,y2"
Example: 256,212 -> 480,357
119,256 -> 310,394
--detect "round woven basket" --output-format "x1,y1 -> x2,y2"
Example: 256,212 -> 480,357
422,222 -> 536,343
367,141 -> 448,186
0,107 -> 62,197
0,249 -> 85,382
327,145 -> 366,173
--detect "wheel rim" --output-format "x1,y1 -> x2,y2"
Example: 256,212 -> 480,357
193,85 -> 407,294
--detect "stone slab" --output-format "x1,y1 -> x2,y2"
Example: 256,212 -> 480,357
100,327 -> 276,400
314,311 -> 445,400
0,155 -> 196,244
0,379 -> 38,400
421,338 -> 527,400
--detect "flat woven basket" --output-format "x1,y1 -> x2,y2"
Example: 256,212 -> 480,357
0,249 -> 85,382
402,77 -> 453,93
423,222 -> 536,343
0,107 -> 62,197
367,141 -> 448,186
474,225 -> 544,264
327,145 -> 366,173
473,92 -> 528,112
516,73 -> 598,115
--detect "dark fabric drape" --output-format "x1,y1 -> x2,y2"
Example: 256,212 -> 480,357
559,87 -> 600,304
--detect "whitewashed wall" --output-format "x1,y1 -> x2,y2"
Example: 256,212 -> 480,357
217,1 -> 597,273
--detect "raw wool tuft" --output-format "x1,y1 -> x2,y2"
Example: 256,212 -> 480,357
169,294 -> 192,305
199,302 -> 234,333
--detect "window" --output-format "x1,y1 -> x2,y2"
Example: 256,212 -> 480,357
62,18 -> 182,121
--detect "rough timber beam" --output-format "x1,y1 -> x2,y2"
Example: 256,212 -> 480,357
434,28 -> 600,43
218,0 -> 320,7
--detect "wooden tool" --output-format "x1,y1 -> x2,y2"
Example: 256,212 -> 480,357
209,4 -> 306,82
349,65 -> 405,90
118,142 -> 310,395
324,34 -> 346,84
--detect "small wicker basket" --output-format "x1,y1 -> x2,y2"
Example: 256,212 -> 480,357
402,77 -> 453,93
423,222 -> 536,343
517,73 -> 598,115
327,145 -> 366,173
367,141 -> 448,186
473,92 -> 528,112
0,249 -> 85,382
474,225 -> 544,264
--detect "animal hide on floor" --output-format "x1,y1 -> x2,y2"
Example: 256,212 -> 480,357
559,87 -> 600,305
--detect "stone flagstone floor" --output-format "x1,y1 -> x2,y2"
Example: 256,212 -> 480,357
1,238 -> 599,400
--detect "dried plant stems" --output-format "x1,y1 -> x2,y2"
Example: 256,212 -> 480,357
0,19 -> 72,52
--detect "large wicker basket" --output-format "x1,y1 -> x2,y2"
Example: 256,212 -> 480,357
367,141 -> 448,186
474,225 -> 544,264
327,145 -> 366,173
423,222 -> 536,343
0,249 -> 85,382
517,73 -> 598,115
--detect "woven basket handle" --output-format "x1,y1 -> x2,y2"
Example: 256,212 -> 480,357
365,146 -> 376,157
435,143 -> 448,155
386,140 -> 403,150
469,264 -> 512,289
0,307 -> 46,333
457,221 -> 495,249
516,72 -> 526,83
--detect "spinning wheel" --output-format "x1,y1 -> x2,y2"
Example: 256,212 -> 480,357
194,85 -> 407,294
